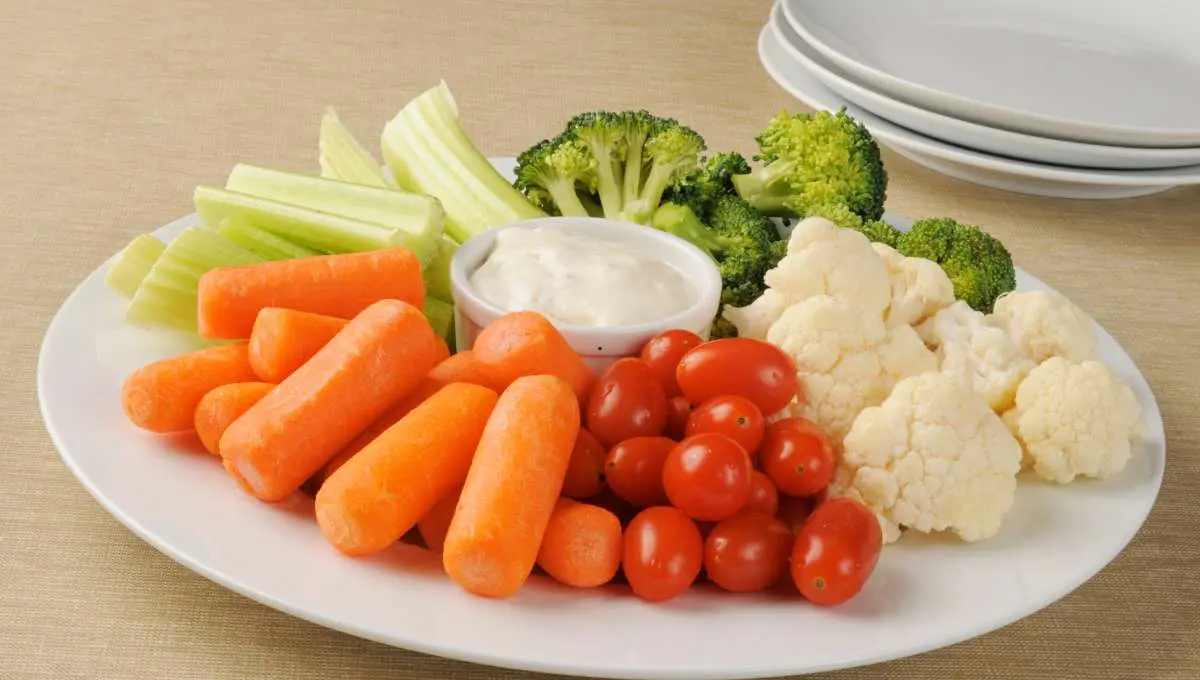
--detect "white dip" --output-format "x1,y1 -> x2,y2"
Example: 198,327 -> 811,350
469,227 -> 695,327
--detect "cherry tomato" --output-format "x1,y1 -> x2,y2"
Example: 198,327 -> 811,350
792,498 -> 883,606
746,470 -> 779,516
675,338 -> 799,415
586,358 -> 668,448
665,397 -> 693,440
704,511 -> 792,593
604,436 -> 675,507
662,433 -> 753,522
760,417 -> 835,497
686,395 -> 765,458
623,506 -> 703,602
640,329 -> 703,397
776,494 -> 816,535
561,429 -> 607,499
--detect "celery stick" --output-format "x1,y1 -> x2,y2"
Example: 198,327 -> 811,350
381,81 -> 544,243
423,296 -> 455,344
216,216 -> 318,261
424,235 -> 459,302
194,185 -> 423,260
126,227 -> 264,332
319,107 -> 397,188
106,234 -> 166,299
223,165 -> 444,263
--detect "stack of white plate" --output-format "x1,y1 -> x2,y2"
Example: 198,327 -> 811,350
759,0 -> 1200,199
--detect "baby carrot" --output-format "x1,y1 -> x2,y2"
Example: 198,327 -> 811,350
418,486 -> 462,553
537,498 -> 622,588
197,248 -> 424,339
442,375 -> 581,598
220,299 -> 443,502
315,383 -> 499,556
193,381 -> 276,455
248,308 -> 348,382
309,349 -> 492,490
471,312 -> 593,403
122,343 -> 259,433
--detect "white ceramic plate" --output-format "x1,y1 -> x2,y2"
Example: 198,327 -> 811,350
758,24 -> 1200,199
768,4 -> 1200,171
781,0 -> 1200,148
39,160 -> 1165,680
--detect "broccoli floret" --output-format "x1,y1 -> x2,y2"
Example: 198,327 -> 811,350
768,238 -> 788,269
651,195 -> 775,309
622,118 -> 706,224
733,108 -> 887,222
897,217 -> 1016,313
513,135 -> 597,217
566,111 -> 629,219
803,202 -> 901,248
620,111 -> 658,206
519,111 -> 705,225
665,151 -> 752,221
707,194 -> 778,307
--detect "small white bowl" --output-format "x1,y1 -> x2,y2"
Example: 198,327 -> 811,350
450,216 -> 722,373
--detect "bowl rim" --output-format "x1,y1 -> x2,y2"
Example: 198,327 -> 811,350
449,216 -> 723,336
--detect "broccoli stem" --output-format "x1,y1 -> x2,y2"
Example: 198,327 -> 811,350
730,172 -> 794,217
650,203 -> 724,260
622,137 -> 646,206
545,180 -> 591,218
588,152 -> 623,218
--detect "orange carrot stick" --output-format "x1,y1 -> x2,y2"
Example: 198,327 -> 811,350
471,312 -> 593,403
442,375 -> 581,598
220,299 -> 442,502
193,382 -> 276,455
309,350 -> 494,491
248,308 -> 348,382
418,486 -> 462,553
122,344 -> 259,433
197,248 -> 424,339
315,383 -> 499,556
536,498 -> 622,588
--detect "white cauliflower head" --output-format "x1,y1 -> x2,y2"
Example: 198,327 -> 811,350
1002,357 -> 1142,484
764,217 -> 893,319
990,290 -> 1097,364
766,295 -> 937,443
916,300 -> 1035,413
871,243 -> 955,328
832,371 -> 1023,543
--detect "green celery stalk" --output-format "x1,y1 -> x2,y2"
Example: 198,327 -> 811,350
126,227 -> 264,332
216,216 -> 319,261
194,185 -> 423,260
319,107 -> 397,188
106,234 -> 166,299
223,164 -> 444,264
381,81 -> 544,243
424,235 -> 459,302
423,296 -> 455,345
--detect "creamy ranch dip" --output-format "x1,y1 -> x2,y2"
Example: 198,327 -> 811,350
469,227 -> 695,327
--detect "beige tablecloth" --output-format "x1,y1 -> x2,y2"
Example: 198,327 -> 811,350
2,1 -> 1198,678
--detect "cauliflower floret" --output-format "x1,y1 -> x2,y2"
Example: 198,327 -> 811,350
990,290 -> 1097,363
766,295 -> 937,443
764,217 -> 893,319
871,242 -> 955,328
1002,357 -> 1142,484
832,371 -> 1023,543
916,301 -> 1035,412
721,289 -> 789,341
